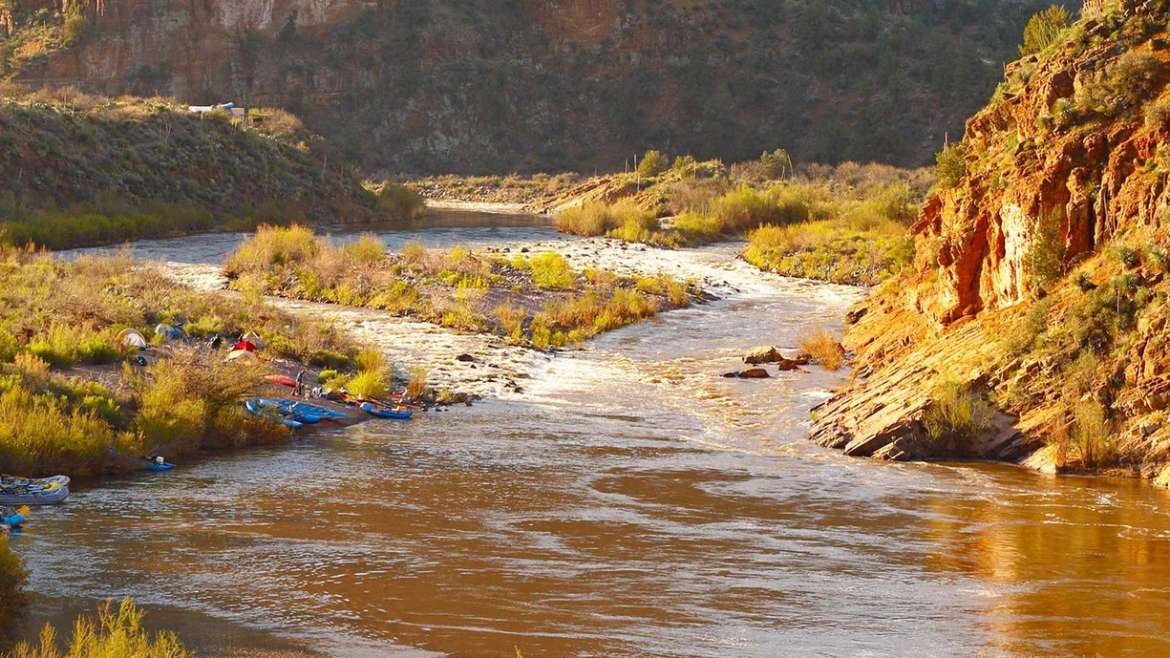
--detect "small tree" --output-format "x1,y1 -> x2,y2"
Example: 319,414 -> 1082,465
759,148 -> 793,179
1019,5 -> 1069,57
935,143 -> 967,189
636,150 -> 669,178
1028,208 -> 1067,290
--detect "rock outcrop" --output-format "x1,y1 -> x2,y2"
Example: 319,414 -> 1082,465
812,0 -> 1170,484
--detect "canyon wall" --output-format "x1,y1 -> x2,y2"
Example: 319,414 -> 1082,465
3,0 -> 1070,173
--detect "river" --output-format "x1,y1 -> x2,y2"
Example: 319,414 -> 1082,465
14,213 -> 1170,657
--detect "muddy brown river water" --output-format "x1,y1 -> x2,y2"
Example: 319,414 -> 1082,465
17,212 -> 1170,656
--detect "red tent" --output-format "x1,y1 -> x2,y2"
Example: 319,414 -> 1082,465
232,340 -> 257,352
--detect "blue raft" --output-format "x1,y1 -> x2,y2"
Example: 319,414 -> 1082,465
245,399 -> 307,428
360,402 -> 413,420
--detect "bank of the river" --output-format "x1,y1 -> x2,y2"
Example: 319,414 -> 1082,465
11,218 -> 1170,656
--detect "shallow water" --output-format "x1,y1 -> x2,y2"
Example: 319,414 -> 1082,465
22,216 -> 1170,657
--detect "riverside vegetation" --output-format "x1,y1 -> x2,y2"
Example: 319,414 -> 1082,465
224,226 -> 698,350
553,154 -> 932,286
0,245 -> 385,478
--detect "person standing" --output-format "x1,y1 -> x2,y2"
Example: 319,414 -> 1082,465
294,368 -> 307,397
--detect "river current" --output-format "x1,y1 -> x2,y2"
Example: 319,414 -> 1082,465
15,213 -> 1170,657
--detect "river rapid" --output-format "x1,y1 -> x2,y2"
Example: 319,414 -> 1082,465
15,212 -> 1170,657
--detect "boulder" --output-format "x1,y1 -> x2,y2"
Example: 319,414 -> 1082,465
738,368 -> 771,379
743,346 -> 783,365
455,353 -> 477,362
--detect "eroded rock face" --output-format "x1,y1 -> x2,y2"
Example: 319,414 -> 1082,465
812,1 -> 1170,483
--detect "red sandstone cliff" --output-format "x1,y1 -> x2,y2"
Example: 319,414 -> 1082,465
811,0 -> 1170,486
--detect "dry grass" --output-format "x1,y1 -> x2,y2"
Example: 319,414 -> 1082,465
406,366 -> 430,401
923,380 -> 995,442
799,327 -> 846,370
9,599 -> 188,658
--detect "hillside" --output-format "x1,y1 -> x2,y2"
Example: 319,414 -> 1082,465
809,0 -> 1170,485
3,0 -> 1074,173
0,90 -> 402,248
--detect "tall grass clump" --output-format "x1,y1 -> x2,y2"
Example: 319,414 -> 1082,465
406,366 -> 430,400
798,327 -> 846,370
224,224 -> 319,274
923,380 -> 995,441
1071,400 -> 1117,467
9,599 -> 189,658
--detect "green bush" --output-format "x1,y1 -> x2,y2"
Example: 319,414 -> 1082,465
1028,209 -> 1067,290
636,150 -> 669,178
935,143 -> 967,189
923,380 -> 995,442
1019,5 -> 1069,56
529,252 -> 576,290
346,370 -> 389,399
759,148 -> 794,179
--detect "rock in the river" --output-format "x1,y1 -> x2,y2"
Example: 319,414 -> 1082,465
456,353 -> 476,363
743,346 -> 807,370
724,368 -> 771,379
744,346 -> 783,365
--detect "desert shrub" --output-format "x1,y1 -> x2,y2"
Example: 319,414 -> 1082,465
372,181 -> 425,222
1144,95 -> 1170,130
346,370 -> 389,400
1071,400 -> 1117,467
401,240 -> 428,267
406,365 -> 429,400
798,327 -> 846,370
0,533 -> 24,633
1019,5 -> 1069,56
935,144 -> 967,189
134,349 -> 277,456
343,234 -> 385,265
225,225 -> 319,274
743,220 -> 912,286
1028,209 -> 1067,290
529,252 -> 576,290
555,201 -> 620,236
923,380 -> 995,441
709,186 -> 779,233
0,330 -> 17,363
494,304 -> 527,340
0,378 -> 131,476
636,150 -> 669,178
1077,51 -> 1164,117
759,147 -> 794,179
369,280 -> 422,315
354,347 -> 387,375
671,154 -> 698,176
9,599 -> 188,658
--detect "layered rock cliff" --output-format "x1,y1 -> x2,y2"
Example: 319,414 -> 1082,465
811,0 -> 1170,485
2,0 -> 1071,173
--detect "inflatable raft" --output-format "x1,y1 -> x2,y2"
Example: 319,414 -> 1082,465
245,398 -> 308,428
360,402 -> 413,420
0,475 -> 70,505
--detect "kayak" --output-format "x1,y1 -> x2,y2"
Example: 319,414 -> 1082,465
266,374 -> 297,388
0,475 -> 70,505
360,402 -> 413,420
145,462 -> 175,473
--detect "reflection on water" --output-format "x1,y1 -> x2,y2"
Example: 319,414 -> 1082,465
23,219 -> 1170,657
